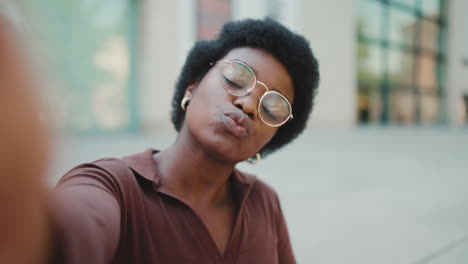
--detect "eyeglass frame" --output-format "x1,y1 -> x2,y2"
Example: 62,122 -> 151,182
209,59 -> 294,127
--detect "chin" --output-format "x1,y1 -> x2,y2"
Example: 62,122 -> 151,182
199,131 -> 250,164
207,139 -> 247,164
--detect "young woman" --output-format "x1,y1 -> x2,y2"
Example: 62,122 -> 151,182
2,17 -> 319,264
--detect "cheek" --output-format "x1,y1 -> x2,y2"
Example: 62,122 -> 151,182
249,127 -> 277,153
186,88 -> 220,123
187,75 -> 231,121
183,80 -> 229,139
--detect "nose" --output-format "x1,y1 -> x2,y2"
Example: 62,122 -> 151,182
233,95 -> 257,119
233,82 -> 267,119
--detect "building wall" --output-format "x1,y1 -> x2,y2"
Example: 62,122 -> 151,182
299,0 -> 357,128
139,0 -> 196,131
446,0 -> 468,125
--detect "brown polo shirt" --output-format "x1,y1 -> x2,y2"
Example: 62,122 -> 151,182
50,148 -> 296,263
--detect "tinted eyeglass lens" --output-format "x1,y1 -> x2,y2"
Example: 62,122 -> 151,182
221,61 -> 255,96
220,60 -> 292,126
259,92 -> 291,126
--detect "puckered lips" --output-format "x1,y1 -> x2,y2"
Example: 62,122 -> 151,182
221,110 -> 251,137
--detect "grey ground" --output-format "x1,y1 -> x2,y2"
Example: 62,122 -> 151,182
49,127 -> 468,264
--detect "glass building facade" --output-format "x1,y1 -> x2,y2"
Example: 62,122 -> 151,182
29,0 -> 140,133
357,0 -> 446,124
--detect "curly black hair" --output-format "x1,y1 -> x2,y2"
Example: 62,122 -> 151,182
171,17 -> 319,157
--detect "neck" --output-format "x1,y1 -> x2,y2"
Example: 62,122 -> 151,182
153,126 -> 236,208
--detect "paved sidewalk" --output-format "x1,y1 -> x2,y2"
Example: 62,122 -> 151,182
49,127 -> 468,263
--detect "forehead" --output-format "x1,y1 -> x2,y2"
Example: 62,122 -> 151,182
222,47 -> 294,101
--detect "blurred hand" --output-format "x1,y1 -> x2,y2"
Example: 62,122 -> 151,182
0,18 -> 50,263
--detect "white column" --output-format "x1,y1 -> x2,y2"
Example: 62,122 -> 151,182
297,0 -> 357,128
445,0 -> 468,125
176,0 -> 196,68
139,0 -> 196,132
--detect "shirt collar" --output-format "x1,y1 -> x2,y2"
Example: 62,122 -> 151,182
122,148 -> 159,183
121,148 -> 257,187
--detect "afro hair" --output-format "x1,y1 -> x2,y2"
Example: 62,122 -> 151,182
171,17 -> 319,157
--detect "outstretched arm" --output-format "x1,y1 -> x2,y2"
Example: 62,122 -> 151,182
0,18 -> 51,264
0,18 -> 123,264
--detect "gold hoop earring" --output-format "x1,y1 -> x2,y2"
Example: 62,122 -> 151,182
181,96 -> 190,111
247,153 -> 261,165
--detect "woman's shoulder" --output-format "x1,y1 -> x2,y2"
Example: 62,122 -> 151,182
253,177 -> 279,198
55,153 -> 151,212
57,157 -> 132,185
234,169 -> 281,205
58,148 -> 157,185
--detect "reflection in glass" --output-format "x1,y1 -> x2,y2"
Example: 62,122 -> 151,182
390,89 -> 416,124
357,43 -> 383,122
388,49 -> 413,85
419,94 -> 440,123
416,53 -> 437,89
29,0 -> 136,132
389,8 -> 416,46
357,0 -> 383,40
419,20 -> 440,52
421,0 -> 440,19
356,0 -> 445,124
358,83 -> 384,123
390,0 -> 416,8
358,43 -> 383,82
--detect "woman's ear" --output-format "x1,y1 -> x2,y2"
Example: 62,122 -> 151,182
184,83 -> 196,98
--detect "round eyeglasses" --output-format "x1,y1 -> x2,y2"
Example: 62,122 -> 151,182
210,59 -> 293,127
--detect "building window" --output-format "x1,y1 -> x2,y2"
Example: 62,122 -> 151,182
357,0 -> 446,124
197,0 -> 231,40
29,0 -> 139,132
